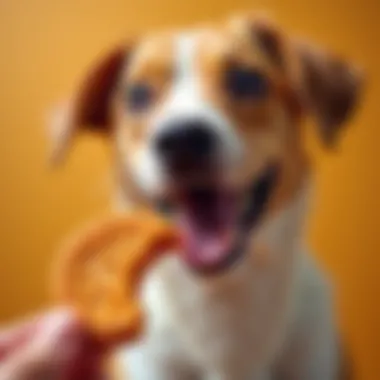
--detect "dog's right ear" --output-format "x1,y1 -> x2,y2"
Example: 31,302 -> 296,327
49,44 -> 132,165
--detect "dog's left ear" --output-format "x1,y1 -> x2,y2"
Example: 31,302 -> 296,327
246,15 -> 364,146
49,44 -> 132,165
295,40 -> 364,146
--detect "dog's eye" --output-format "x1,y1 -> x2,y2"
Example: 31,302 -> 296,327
126,83 -> 154,112
225,65 -> 268,100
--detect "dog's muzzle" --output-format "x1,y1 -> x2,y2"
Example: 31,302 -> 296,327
151,117 -> 278,275
153,117 -> 220,176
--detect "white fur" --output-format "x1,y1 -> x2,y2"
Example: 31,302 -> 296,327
131,146 -> 165,196
115,180 -> 339,379
115,33 -> 339,380
129,34 -> 242,197
152,33 -> 241,162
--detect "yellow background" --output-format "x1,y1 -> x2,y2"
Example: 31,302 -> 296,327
0,0 -> 378,379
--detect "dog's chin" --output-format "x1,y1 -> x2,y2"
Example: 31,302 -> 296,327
156,165 -> 279,275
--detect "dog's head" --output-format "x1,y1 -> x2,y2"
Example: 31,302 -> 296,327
51,13 -> 364,274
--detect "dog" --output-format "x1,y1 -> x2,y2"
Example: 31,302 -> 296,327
50,12 -> 363,380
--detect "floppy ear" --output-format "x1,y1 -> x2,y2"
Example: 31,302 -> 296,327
295,41 -> 364,146
49,44 -> 131,165
245,15 -> 364,146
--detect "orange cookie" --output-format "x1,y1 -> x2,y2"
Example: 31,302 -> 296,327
52,210 -> 179,345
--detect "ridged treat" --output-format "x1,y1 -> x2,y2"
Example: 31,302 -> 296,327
52,210 -> 179,345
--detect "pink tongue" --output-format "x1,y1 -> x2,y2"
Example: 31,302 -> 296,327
178,190 -> 236,269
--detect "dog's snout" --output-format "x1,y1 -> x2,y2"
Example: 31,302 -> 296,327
155,119 -> 218,162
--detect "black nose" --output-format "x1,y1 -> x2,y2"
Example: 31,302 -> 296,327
155,119 -> 217,163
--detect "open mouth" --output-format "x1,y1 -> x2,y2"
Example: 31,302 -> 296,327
157,165 -> 278,275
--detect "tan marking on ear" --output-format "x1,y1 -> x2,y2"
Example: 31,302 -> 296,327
232,13 -> 365,145
295,40 -> 365,146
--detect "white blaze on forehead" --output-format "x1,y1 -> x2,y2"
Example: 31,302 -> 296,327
176,33 -> 198,79
150,33 -> 242,163
128,32 -> 243,197
154,33 -> 202,120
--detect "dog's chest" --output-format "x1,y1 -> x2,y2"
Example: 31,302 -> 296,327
143,230 -> 301,375
161,256 -> 292,367
140,185 -> 309,375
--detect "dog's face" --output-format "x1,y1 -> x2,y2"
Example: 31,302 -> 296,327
51,13 -> 363,274
117,23 -> 294,196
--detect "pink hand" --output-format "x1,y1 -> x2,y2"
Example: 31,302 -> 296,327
0,308 -> 108,380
